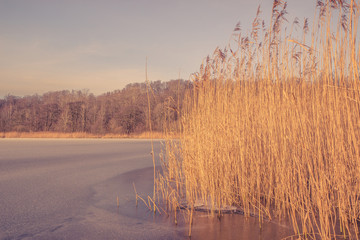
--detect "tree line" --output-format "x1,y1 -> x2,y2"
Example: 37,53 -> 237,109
0,79 -> 191,134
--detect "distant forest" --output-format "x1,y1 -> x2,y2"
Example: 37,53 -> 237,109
0,79 -> 191,134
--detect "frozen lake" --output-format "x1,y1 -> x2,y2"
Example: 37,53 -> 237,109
0,139 -> 292,240
0,139 -> 186,239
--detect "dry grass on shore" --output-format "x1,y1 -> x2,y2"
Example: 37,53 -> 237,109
0,131 -> 169,139
156,1 -> 360,239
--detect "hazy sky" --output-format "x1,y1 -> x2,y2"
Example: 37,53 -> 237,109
0,0 -> 316,97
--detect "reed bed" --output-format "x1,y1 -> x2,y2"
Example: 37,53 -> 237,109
1,131 -> 167,139
156,0 -> 360,239
0,131 -> 99,138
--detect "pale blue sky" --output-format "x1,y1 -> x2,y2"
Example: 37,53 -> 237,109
0,0 -> 316,97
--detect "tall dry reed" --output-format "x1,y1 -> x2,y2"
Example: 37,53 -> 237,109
157,0 -> 360,239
